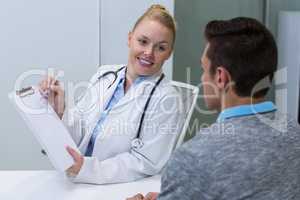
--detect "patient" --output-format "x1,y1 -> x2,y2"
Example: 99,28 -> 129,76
127,17 -> 300,200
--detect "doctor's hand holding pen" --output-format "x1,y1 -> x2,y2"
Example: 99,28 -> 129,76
39,76 -> 65,119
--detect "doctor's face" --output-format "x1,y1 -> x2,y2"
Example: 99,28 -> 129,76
127,18 -> 174,78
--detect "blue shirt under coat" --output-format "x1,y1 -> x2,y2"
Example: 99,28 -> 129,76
85,68 -> 147,156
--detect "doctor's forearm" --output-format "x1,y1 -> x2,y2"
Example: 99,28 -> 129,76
57,100 -> 66,119
57,108 -> 65,119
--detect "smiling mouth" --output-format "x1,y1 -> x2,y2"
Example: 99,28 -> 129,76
137,57 -> 154,67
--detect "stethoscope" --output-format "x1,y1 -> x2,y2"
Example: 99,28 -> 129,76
93,66 -> 165,149
42,66 -> 164,156
74,66 -> 127,114
96,66 -> 126,89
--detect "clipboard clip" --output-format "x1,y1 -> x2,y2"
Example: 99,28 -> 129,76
16,86 -> 35,98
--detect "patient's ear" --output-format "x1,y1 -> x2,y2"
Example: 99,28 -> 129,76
215,66 -> 231,90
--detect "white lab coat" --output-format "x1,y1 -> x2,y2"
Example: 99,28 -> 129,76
63,65 -> 184,184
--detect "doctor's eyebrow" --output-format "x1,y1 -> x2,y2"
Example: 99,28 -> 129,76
139,35 -> 170,45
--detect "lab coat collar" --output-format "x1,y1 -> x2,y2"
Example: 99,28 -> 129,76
110,69 -> 165,110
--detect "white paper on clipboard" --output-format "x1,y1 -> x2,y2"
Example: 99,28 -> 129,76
8,86 -> 79,172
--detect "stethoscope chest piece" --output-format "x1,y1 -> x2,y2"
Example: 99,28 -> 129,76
131,138 -> 144,149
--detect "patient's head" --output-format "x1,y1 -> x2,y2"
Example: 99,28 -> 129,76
201,17 -> 278,109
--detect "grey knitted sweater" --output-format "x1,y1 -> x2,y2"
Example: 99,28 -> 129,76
158,111 -> 300,200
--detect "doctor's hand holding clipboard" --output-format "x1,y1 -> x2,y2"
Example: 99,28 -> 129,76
38,4 -> 185,185
39,77 -> 84,176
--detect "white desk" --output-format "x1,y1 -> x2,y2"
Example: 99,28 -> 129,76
0,171 -> 161,200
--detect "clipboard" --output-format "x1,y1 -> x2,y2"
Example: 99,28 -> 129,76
8,86 -> 80,172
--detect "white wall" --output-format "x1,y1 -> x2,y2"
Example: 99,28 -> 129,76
0,0 -> 99,169
276,11 -> 300,118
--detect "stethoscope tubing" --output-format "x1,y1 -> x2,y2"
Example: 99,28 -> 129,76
83,66 -> 165,148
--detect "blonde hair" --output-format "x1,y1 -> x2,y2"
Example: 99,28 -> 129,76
132,4 -> 176,45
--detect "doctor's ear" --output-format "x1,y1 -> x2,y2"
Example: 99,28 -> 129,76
127,31 -> 133,47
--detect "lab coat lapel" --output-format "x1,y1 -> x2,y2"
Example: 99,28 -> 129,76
84,69 -> 123,142
97,68 -> 125,112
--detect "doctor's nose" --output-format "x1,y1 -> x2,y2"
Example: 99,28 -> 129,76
144,45 -> 155,56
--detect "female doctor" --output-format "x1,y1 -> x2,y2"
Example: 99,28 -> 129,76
39,4 -> 184,184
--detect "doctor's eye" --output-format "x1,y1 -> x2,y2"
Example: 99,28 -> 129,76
138,38 -> 148,46
158,45 -> 167,52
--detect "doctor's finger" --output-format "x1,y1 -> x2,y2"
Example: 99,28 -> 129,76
66,146 -> 82,163
50,84 -> 64,95
126,193 -> 144,200
39,79 -> 48,91
39,77 -> 53,91
144,192 -> 158,200
47,76 -> 58,88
